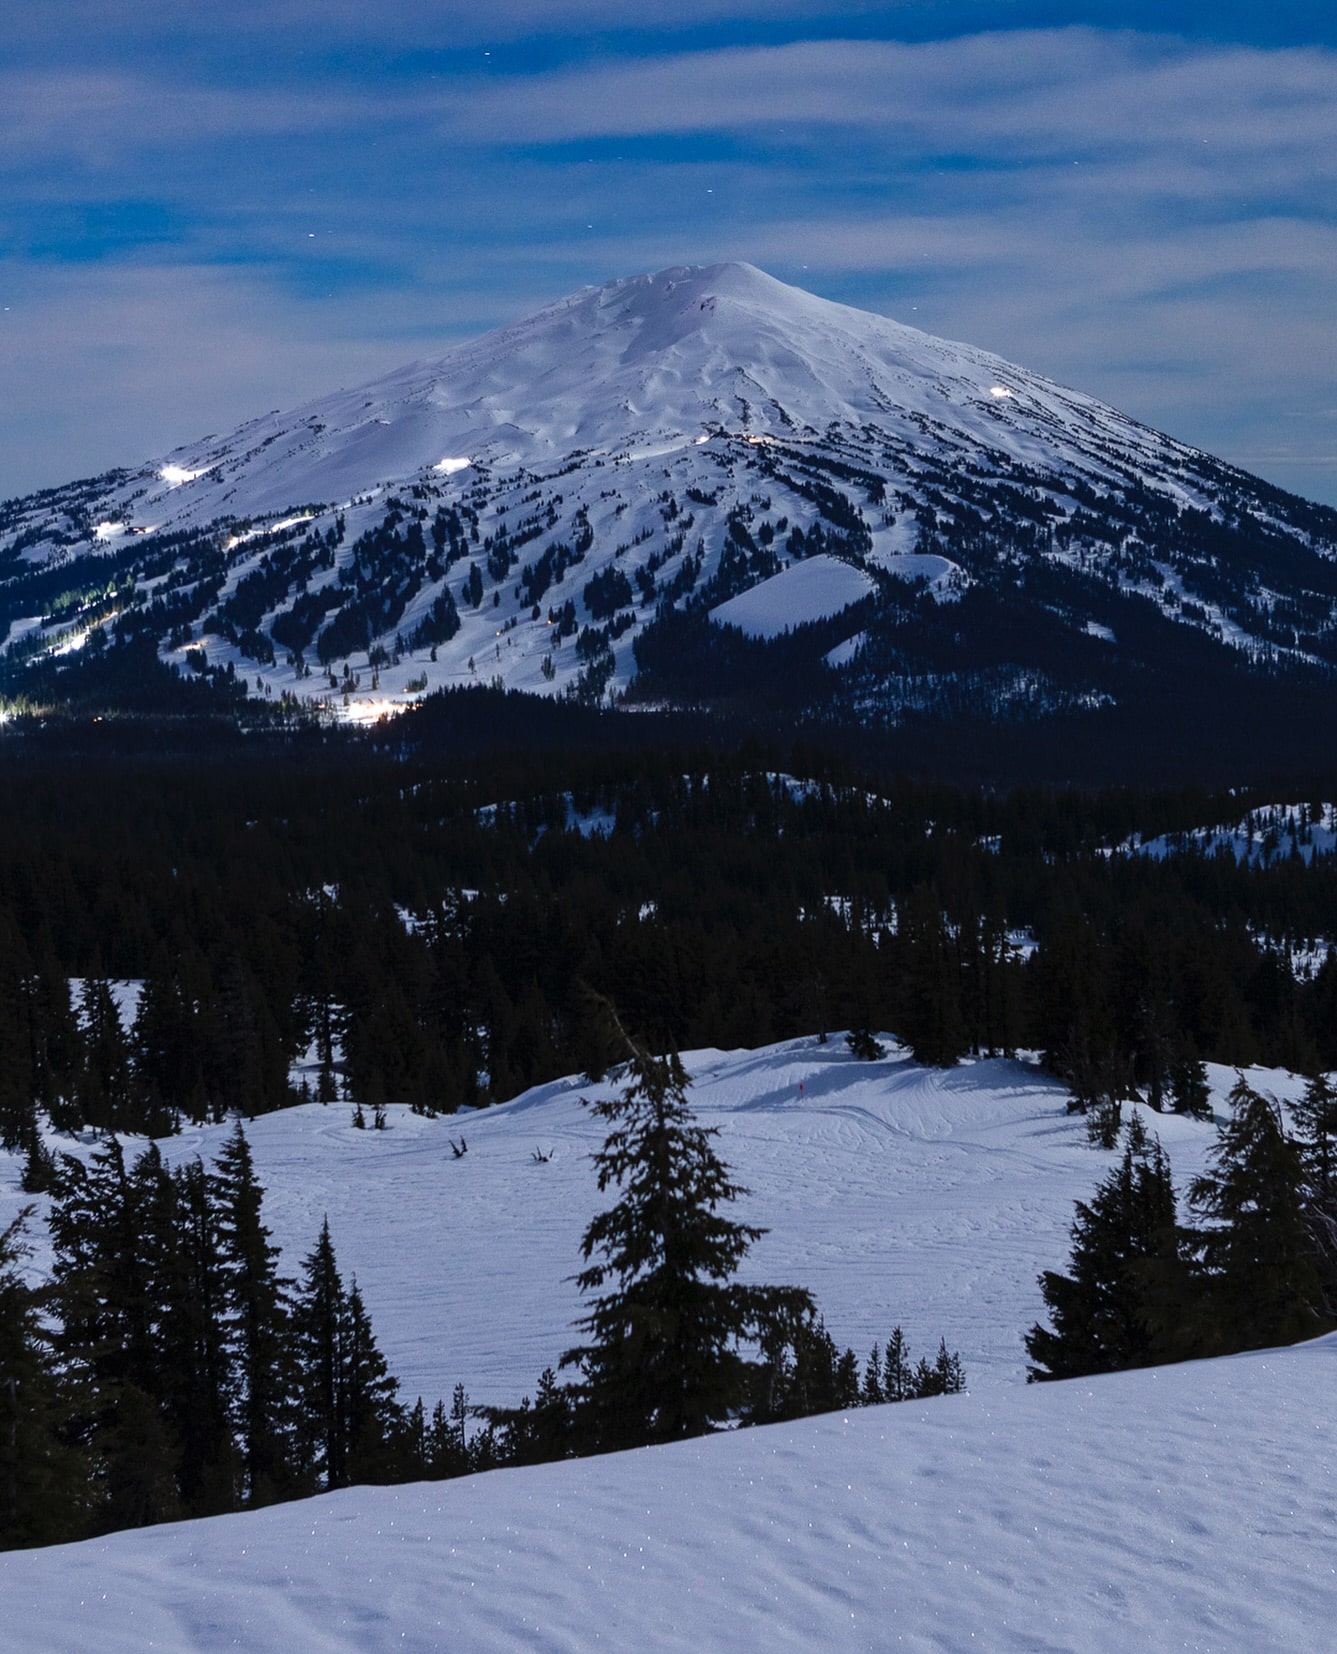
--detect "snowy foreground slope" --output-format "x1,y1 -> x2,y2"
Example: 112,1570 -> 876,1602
3,1040 -> 1331,1650
4,1338 -> 1334,1651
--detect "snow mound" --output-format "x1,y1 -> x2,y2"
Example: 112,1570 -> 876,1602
710,554 -> 875,638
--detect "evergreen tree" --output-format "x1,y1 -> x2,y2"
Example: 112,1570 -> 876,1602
160,1159 -> 237,1516
486,1365 -> 578,1469
845,1026 -> 885,1061
914,1338 -> 967,1397
1026,1117 -> 1186,1380
75,978 -> 137,1135
895,887 -> 967,1068
0,1212 -> 86,1549
132,958 -> 199,1129
1169,1049 -> 1212,1118
881,1325 -> 914,1402
745,1311 -> 865,1424
292,1219 -> 403,1491
210,1124 -> 297,1505
1188,1076 -> 1332,1354
561,1013 -> 814,1452
341,1280 -> 404,1485
47,1140 -> 178,1531
1293,1072 -> 1337,1214
293,1219 -> 347,1491
860,1341 -> 884,1406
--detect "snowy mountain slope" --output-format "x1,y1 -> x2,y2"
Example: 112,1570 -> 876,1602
3,263 -> 1336,736
3,1279 -> 1334,1652
0,263 -> 1249,531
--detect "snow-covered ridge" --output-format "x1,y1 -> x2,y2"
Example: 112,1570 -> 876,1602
7,1337 -> 1335,1652
1116,801 -> 1337,867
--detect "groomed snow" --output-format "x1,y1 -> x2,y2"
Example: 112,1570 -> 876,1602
710,554 -> 875,639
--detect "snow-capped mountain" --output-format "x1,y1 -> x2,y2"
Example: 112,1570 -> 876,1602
3,262 -> 1336,748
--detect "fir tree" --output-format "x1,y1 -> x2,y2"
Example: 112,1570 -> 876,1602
0,1211 -> 86,1549
341,1280 -> 404,1484
1293,1072 -> 1337,1212
211,1124 -> 297,1505
1169,1050 -> 1212,1118
881,1325 -> 914,1402
1026,1116 -> 1186,1380
47,1140 -> 177,1531
561,1012 -> 814,1452
292,1219 -> 403,1491
1188,1076 -> 1332,1354
160,1159 -> 237,1516
896,887 -> 967,1068
293,1218 -> 346,1490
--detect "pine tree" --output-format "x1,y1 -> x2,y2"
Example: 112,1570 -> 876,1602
860,1342 -> 884,1406
47,1140 -> 178,1531
0,1211 -> 86,1549
1026,1117 -> 1186,1380
160,1159 -> 237,1516
1169,1049 -> 1212,1118
881,1325 -> 914,1402
210,1124 -> 297,1505
293,1219 -> 346,1490
292,1220 -> 404,1491
341,1280 -> 404,1484
561,1014 -> 814,1452
895,887 -> 967,1068
1188,1076 -> 1332,1354
76,978 -> 136,1135
1293,1072 -> 1337,1211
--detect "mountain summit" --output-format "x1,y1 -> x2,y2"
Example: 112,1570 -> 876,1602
12,262 -> 1241,528
2,263 -> 1336,771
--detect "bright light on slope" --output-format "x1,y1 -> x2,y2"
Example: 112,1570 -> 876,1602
989,386 -> 1013,399
94,522 -> 126,541
159,464 -> 213,486
434,456 -> 472,475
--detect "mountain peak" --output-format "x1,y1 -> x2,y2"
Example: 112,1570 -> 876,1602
3,259 -> 1335,755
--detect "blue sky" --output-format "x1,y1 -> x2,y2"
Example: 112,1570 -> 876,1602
3,3 -> 1335,505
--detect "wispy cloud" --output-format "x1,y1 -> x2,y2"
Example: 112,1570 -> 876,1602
431,31 -> 1337,158
2,26 -> 1335,504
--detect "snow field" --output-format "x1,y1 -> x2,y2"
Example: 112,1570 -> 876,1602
709,554 -> 875,639
0,1037 -> 1330,1650
3,1037 -> 1265,1413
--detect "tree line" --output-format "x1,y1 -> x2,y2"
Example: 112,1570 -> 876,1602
1,743 -> 1334,1151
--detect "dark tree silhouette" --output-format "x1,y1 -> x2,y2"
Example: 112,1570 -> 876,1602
561,1011 -> 814,1452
